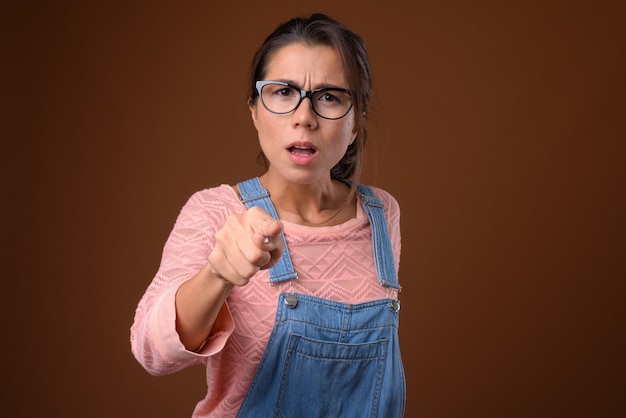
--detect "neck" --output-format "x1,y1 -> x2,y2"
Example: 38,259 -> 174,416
258,174 -> 355,226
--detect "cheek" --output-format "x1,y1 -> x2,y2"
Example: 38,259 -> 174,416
330,127 -> 356,159
251,103 -> 281,134
255,116 -> 281,153
341,115 -> 358,146
252,112 -> 273,139
253,106 -> 281,130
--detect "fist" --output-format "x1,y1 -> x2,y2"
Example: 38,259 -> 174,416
208,206 -> 284,286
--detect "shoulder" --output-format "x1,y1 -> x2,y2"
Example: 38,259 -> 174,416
174,184 -> 244,227
183,184 -> 241,208
360,185 -> 400,214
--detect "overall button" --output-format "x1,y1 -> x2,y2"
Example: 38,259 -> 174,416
389,300 -> 400,313
284,294 -> 298,309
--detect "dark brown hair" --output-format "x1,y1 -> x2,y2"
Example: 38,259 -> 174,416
248,13 -> 372,183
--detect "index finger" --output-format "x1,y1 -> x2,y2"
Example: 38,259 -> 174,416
252,219 -> 283,247
246,206 -> 283,242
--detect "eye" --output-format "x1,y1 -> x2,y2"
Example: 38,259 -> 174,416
320,91 -> 339,102
316,89 -> 349,106
273,86 -> 298,98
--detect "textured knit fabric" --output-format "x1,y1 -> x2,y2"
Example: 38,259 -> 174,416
130,184 -> 402,417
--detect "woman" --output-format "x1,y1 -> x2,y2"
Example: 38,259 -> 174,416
131,13 -> 405,417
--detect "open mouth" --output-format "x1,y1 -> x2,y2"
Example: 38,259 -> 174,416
288,145 -> 316,156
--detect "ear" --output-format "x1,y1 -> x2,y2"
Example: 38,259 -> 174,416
350,131 -> 357,145
349,112 -> 364,145
248,98 -> 259,129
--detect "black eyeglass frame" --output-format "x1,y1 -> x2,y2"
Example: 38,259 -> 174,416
255,80 -> 354,120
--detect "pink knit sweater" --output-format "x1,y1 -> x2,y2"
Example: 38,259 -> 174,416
130,184 -> 402,417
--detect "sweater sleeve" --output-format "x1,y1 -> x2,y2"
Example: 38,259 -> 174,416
130,189 -> 236,376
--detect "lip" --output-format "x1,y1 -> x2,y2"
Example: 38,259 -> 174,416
286,141 -> 318,165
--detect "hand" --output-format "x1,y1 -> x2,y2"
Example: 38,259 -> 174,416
208,206 -> 284,286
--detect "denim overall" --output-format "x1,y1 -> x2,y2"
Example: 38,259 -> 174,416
235,177 -> 405,418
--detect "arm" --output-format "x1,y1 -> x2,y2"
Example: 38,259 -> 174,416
130,191 -> 228,375
130,190 -> 283,375
174,206 -> 283,350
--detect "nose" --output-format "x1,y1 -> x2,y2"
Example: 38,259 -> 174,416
291,95 -> 318,128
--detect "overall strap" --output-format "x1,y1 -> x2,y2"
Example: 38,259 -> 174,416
237,177 -> 400,290
356,184 -> 401,290
237,177 -> 298,284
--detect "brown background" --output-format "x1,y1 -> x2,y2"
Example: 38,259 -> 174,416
4,0 -> 625,417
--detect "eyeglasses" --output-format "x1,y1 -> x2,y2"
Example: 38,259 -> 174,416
255,80 -> 353,120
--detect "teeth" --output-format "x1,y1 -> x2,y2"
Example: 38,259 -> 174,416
289,145 -> 314,156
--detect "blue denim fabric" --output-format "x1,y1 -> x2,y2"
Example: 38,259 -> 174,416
236,178 -> 405,417
238,177 -> 298,283
357,187 -> 402,291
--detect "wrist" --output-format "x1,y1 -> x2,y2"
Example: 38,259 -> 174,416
208,265 -> 236,290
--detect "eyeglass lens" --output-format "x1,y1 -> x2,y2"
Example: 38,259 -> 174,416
259,83 -> 352,120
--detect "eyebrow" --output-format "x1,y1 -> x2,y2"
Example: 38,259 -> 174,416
270,79 -> 348,91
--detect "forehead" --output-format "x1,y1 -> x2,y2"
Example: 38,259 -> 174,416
264,43 -> 346,85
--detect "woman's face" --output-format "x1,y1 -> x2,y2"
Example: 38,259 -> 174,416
249,43 -> 357,186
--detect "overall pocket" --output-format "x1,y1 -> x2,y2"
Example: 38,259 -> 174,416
274,334 -> 388,418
